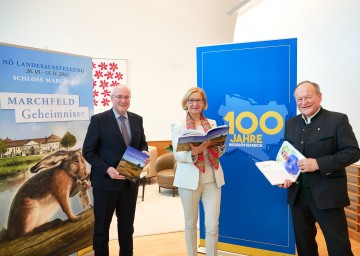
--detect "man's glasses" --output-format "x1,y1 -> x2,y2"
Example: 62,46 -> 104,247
187,98 -> 203,104
112,95 -> 131,100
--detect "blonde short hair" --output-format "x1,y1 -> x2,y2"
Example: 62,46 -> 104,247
181,87 -> 208,110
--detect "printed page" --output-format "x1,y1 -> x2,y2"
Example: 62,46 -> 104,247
255,161 -> 295,185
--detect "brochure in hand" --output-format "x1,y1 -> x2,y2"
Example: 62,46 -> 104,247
176,125 -> 229,152
255,141 -> 305,185
116,146 -> 148,183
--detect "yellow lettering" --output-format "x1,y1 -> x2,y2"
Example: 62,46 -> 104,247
259,111 -> 284,135
224,111 -> 235,134
236,111 -> 258,134
230,134 -> 263,143
230,134 -> 236,142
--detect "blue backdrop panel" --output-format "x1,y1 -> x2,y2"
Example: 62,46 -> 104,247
196,39 -> 297,255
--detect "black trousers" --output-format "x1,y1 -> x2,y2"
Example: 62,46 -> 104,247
92,181 -> 139,256
291,192 -> 353,256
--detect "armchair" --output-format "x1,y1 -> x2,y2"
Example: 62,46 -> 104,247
155,152 -> 177,197
142,146 -> 158,184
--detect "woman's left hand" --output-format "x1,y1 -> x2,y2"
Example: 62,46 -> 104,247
190,140 -> 211,156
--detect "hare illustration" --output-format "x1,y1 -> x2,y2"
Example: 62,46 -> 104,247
6,148 -> 89,239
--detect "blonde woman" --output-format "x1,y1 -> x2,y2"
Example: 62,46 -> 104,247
171,87 -> 225,256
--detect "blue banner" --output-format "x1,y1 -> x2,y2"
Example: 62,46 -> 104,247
197,38 -> 297,255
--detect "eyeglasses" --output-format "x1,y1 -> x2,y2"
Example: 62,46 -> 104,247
187,98 -> 203,104
112,95 -> 131,100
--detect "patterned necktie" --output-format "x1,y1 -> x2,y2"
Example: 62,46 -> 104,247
119,116 -> 130,146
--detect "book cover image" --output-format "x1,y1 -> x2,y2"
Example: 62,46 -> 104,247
255,141 -> 305,185
275,141 -> 304,178
116,146 -> 148,183
176,125 -> 229,152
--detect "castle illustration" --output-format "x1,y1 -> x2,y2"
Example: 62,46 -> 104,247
2,133 -> 62,157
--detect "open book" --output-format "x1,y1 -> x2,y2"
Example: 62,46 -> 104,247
255,141 -> 305,185
116,146 -> 148,183
176,125 -> 229,152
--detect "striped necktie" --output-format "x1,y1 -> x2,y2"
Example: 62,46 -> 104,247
119,116 -> 130,146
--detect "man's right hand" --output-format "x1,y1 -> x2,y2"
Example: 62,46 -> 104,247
107,167 -> 126,180
278,179 -> 293,188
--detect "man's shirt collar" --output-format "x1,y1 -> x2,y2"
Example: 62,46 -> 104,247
113,108 -> 128,119
302,107 -> 322,124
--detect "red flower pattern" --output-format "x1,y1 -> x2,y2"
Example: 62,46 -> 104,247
109,62 -> 118,71
93,60 -> 126,110
94,70 -> 103,79
98,62 -> 108,70
101,89 -> 111,97
104,71 -> 114,80
110,80 -> 119,87
101,97 -> 111,106
115,72 -> 123,80
99,80 -> 109,89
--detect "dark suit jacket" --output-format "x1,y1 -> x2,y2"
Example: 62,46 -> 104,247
284,108 -> 360,209
82,109 -> 148,191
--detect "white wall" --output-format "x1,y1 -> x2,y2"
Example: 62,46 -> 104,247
0,0 -> 238,140
2,0 -> 360,143
233,0 -> 360,143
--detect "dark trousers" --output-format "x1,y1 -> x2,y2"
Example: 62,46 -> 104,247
291,192 -> 353,256
92,181 -> 139,256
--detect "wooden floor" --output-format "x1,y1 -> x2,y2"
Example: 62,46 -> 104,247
105,229 -> 360,256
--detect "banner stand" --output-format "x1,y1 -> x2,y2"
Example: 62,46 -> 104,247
196,38 -> 297,255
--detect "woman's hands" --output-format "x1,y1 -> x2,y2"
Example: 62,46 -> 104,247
190,140 -> 211,156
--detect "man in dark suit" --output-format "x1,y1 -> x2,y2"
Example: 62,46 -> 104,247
83,84 -> 149,256
280,80 -> 360,256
